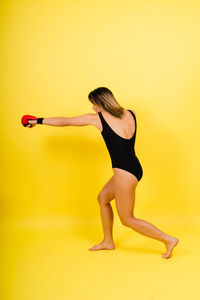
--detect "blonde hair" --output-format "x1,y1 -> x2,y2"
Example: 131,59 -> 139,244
88,87 -> 125,118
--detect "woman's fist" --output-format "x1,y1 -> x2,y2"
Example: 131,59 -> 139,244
21,115 -> 38,127
27,119 -> 37,128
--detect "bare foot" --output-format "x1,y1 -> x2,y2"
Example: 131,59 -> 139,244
162,237 -> 179,259
89,240 -> 115,251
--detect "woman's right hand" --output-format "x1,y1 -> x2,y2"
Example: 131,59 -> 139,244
27,119 -> 37,128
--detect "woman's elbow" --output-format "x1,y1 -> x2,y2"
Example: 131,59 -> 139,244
60,118 -> 69,126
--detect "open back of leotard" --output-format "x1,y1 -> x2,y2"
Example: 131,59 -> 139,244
98,109 -> 143,182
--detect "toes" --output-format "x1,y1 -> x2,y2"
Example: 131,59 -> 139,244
88,244 -> 104,251
89,244 -> 102,251
89,245 -> 97,251
88,242 -> 115,251
162,252 -> 170,259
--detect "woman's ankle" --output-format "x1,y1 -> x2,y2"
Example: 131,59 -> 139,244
103,238 -> 114,243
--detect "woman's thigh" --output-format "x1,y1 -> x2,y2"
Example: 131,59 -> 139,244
113,168 -> 138,221
97,175 -> 115,205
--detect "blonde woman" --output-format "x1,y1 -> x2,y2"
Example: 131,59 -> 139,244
27,87 -> 179,259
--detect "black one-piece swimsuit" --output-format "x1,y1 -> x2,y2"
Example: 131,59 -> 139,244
98,109 -> 143,182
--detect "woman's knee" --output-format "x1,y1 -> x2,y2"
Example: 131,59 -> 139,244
97,192 -> 113,205
119,215 -> 136,227
97,193 -> 104,204
97,176 -> 115,205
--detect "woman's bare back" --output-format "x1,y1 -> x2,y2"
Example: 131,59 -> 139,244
95,109 -> 136,140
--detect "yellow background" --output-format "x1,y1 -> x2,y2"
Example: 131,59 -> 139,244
1,0 -> 200,299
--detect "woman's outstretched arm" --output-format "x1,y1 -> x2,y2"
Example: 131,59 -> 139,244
27,113 -> 97,128
60,113 -> 97,127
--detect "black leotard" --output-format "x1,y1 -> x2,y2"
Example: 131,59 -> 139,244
98,109 -> 143,182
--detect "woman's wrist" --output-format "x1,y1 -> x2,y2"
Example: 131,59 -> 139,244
30,117 -> 63,126
37,118 -> 44,124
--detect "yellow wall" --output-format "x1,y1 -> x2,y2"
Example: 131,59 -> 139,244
1,1 -> 200,300
1,0 -> 200,221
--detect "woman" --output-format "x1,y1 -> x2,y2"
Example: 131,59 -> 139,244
27,87 -> 179,259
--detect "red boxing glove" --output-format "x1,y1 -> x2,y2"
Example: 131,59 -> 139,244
21,115 -> 37,127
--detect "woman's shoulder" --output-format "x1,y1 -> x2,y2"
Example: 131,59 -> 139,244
127,109 -> 136,116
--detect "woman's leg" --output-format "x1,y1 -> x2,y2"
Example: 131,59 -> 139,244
113,169 -> 179,259
89,176 -> 115,251
99,203 -> 114,242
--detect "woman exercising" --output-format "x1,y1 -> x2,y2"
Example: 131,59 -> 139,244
26,87 -> 179,259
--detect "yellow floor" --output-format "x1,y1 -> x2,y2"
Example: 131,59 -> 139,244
1,215 -> 199,300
